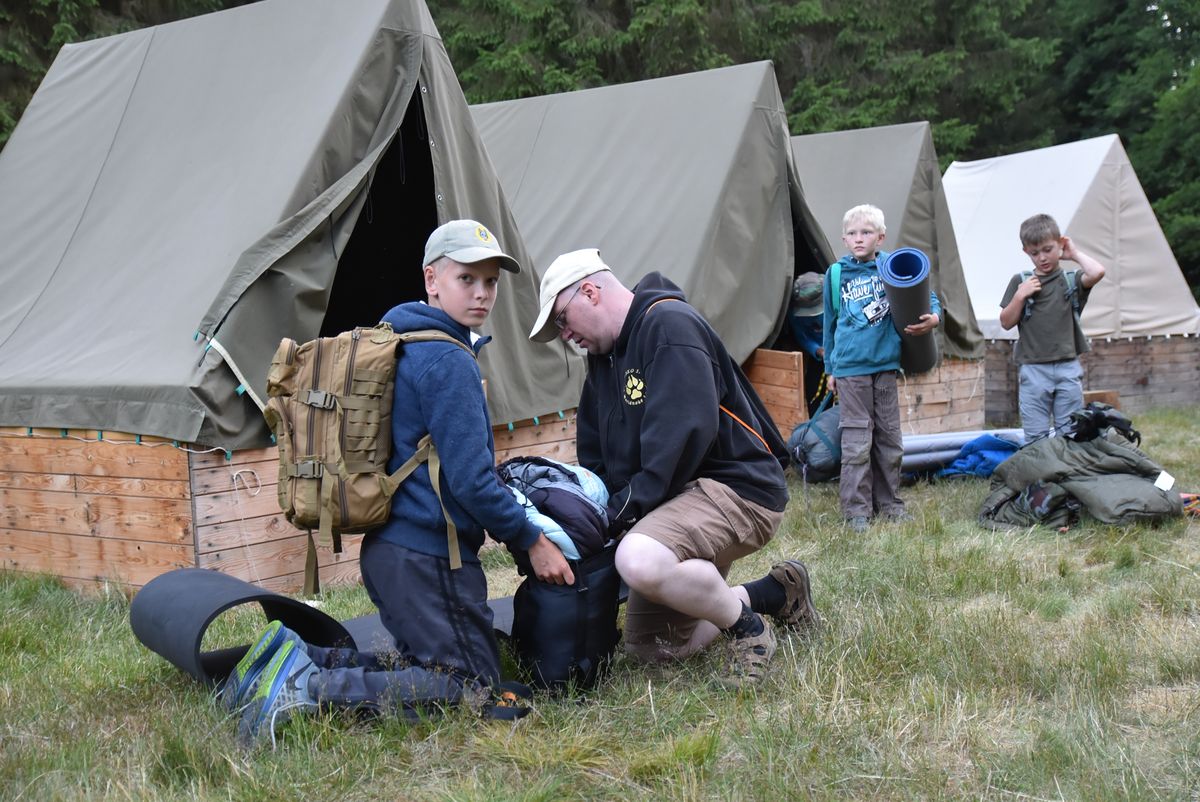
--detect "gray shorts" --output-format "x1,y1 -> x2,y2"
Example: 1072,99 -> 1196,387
1019,359 -> 1084,440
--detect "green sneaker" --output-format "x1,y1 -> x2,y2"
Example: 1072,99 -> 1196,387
217,620 -> 305,712
237,640 -> 319,749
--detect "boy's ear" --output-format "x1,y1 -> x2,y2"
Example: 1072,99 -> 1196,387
423,264 -> 438,296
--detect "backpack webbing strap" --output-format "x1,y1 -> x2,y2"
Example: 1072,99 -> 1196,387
805,393 -> 839,460
303,531 -> 321,596
829,262 -> 841,314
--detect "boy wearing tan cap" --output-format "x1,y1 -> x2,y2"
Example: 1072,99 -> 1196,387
234,220 -> 571,745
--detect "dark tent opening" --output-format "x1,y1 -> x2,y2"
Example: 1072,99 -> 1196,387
321,88 -> 438,337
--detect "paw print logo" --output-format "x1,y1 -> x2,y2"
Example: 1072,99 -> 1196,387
623,370 -> 645,406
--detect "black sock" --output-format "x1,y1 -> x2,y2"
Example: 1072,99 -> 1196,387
723,602 -> 764,638
743,574 -> 786,616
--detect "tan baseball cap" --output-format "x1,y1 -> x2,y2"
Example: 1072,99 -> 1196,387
528,248 -> 612,342
423,219 -> 520,273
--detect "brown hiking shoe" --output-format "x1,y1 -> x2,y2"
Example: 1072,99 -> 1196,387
769,560 -> 821,630
722,616 -> 776,688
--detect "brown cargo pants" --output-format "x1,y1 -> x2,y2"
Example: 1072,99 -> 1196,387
836,371 -> 905,520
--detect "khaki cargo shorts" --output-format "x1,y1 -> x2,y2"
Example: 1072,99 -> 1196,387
622,477 -> 782,660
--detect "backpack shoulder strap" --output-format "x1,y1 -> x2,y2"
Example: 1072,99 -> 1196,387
1065,270 -> 1081,317
829,263 -> 842,314
397,329 -> 476,359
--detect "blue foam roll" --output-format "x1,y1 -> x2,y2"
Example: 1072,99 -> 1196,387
879,247 -> 930,288
879,247 -> 939,374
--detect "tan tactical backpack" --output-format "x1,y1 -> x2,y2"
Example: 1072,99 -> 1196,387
264,323 -> 473,592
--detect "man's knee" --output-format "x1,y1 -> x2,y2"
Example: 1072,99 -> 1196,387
615,532 -> 679,592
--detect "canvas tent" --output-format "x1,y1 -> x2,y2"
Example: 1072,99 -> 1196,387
943,134 -> 1200,339
790,121 -> 984,359
470,61 -> 833,394
0,0 -> 574,452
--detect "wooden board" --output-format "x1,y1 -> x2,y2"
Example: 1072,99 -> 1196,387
0,432 -> 189,480
0,528 -> 194,586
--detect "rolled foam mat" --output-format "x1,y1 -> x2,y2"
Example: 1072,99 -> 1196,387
129,568 -> 521,687
879,247 -> 939,374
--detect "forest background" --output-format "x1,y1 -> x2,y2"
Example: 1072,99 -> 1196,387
1,0 -> 1196,295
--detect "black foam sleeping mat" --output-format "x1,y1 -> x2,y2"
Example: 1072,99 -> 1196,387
130,568 -> 518,687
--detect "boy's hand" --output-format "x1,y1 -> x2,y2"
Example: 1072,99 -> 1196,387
1016,273 -> 1041,300
528,534 -> 575,585
827,375 -> 836,395
1060,235 -> 1080,262
904,312 -> 939,336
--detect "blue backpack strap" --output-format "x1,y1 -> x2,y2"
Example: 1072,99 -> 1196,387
828,262 -> 842,314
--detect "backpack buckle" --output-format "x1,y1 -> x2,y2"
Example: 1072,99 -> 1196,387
303,389 -> 336,409
295,460 -> 323,478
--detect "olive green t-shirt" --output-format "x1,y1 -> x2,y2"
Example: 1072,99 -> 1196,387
1000,268 -> 1091,365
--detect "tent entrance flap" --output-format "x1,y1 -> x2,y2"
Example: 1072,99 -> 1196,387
322,86 -> 438,337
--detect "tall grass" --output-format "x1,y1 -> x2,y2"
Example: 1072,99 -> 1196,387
3,407 -> 1200,800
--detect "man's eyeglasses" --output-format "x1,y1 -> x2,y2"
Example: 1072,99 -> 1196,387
553,285 -> 583,330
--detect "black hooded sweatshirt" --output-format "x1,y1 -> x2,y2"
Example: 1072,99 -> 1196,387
576,273 -> 789,535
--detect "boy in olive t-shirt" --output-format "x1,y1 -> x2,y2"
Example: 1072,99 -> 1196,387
999,213 -> 1106,441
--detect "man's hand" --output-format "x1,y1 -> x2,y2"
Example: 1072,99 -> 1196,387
527,534 -> 575,585
903,312 -> 940,336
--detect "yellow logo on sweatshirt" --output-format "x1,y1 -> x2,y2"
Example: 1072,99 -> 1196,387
623,370 -> 645,406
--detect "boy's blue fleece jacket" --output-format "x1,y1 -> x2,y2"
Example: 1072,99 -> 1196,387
822,250 -> 942,378
374,302 -> 541,563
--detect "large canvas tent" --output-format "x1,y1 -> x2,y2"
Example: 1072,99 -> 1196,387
470,61 -> 833,398
0,0 -> 574,451
943,134 -> 1200,339
790,121 -> 984,359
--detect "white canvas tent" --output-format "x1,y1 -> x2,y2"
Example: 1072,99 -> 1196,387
943,134 -> 1200,339
470,61 -> 833,396
790,121 -> 983,359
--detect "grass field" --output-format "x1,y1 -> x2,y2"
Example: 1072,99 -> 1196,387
3,407 -> 1200,800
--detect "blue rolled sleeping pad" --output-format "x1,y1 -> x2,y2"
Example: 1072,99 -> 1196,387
879,247 -> 939,374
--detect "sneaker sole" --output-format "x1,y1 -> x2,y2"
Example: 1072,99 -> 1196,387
220,620 -> 284,712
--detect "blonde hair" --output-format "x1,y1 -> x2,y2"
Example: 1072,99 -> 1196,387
1019,213 -> 1061,247
843,204 -> 886,234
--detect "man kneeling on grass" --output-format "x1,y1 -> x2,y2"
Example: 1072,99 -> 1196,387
528,248 -> 822,686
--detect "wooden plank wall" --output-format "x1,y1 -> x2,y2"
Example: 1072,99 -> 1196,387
0,428 -> 194,593
189,447 -> 362,595
897,358 -> 987,434
985,335 -> 1200,425
493,413 -> 577,465
743,349 -> 807,434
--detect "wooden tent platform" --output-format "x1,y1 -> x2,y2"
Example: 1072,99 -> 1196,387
0,350 -> 983,594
